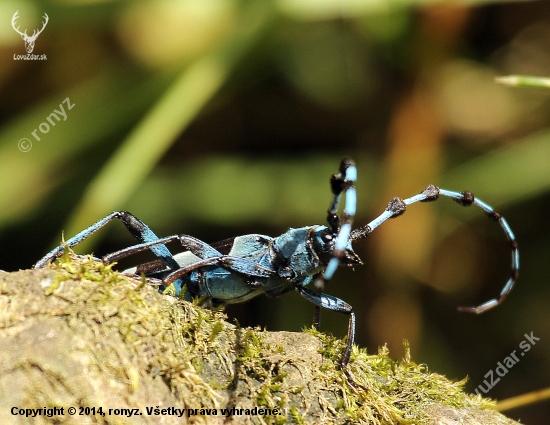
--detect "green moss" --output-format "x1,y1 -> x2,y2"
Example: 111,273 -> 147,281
3,252 -> 499,424
290,406 -> 305,424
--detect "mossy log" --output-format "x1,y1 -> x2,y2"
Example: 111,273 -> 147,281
0,255 -> 520,425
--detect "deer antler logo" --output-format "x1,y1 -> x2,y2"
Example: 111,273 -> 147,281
11,11 -> 49,54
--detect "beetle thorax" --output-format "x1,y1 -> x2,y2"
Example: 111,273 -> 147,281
272,226 -> 326,279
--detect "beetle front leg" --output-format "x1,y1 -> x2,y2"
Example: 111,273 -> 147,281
296,285 -> 355,369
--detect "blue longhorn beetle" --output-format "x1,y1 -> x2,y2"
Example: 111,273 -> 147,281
34,159 -> 519,369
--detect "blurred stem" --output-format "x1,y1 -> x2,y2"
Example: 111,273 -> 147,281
495,75 -> 550,89
441,129 -> 550,208
0,69 -> 169,227
60,3 -> 272,251
495,386 -> 550,412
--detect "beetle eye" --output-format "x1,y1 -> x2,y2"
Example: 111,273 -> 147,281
322,233 -> 333,242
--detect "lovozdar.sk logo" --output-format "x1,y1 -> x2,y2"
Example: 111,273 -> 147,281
11,11 -> 48,58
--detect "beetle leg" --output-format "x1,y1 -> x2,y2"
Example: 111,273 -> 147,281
162,255 -> 277,286
297,285 -> 355,368
34,211 -> 180,273
103,234 -> 223,264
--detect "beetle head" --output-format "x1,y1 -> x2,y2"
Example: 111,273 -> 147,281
309,226 -> 363,268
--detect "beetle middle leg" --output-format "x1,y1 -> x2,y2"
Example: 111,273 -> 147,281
104,234 -> 277,296
104,234 -> 276,280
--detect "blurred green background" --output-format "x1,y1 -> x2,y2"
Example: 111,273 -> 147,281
1,0 -> 549,422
